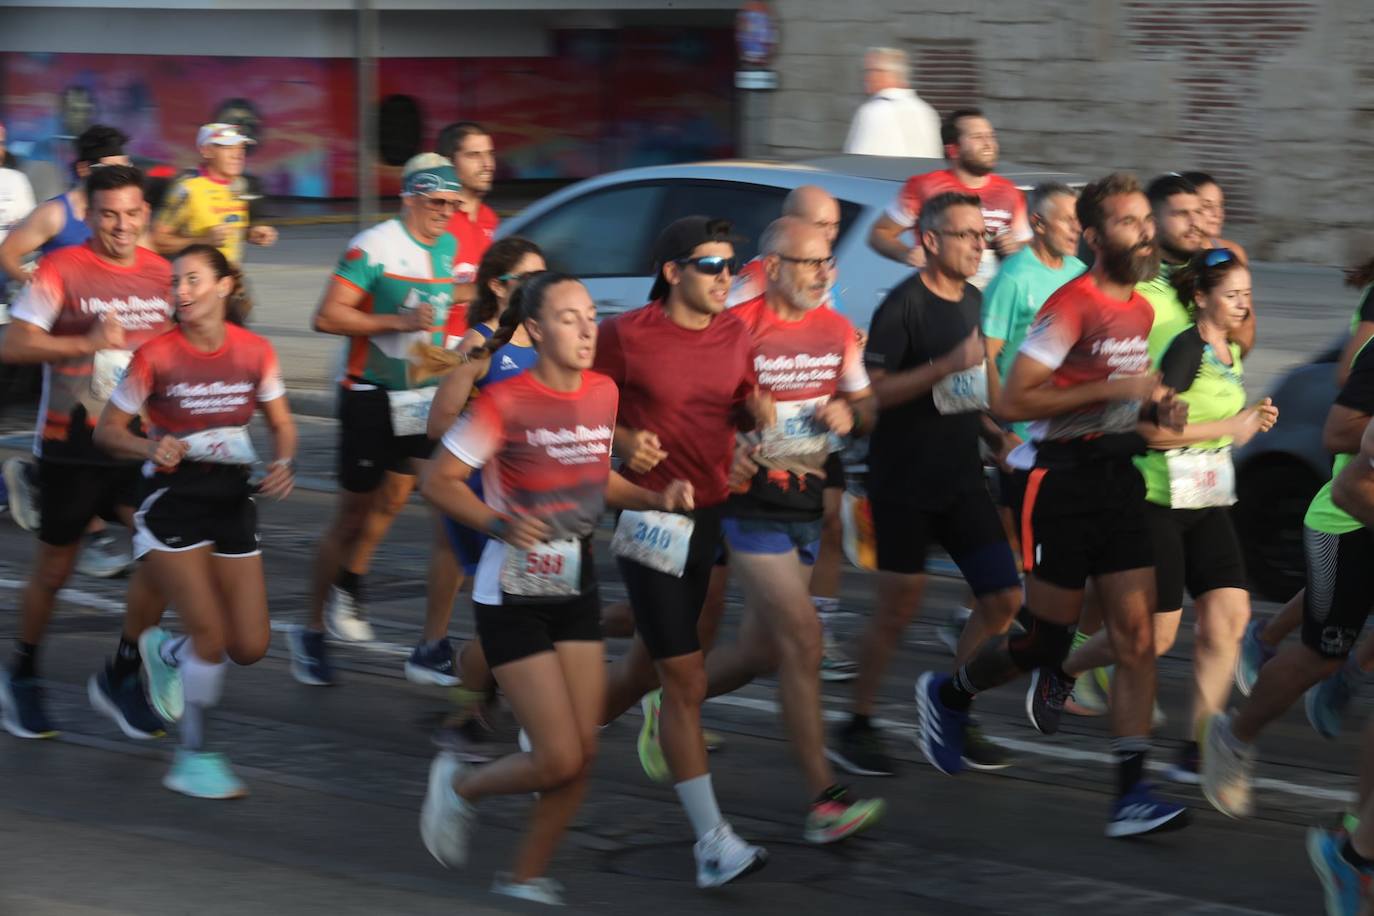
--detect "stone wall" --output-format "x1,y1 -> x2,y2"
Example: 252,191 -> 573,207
763,0 -> 1374,264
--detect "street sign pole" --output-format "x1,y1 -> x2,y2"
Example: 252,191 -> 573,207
355,0 -> 378,232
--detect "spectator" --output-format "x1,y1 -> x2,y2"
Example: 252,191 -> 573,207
843,48 -> 942,159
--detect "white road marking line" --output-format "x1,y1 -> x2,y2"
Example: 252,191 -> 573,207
0,577 -> 126,614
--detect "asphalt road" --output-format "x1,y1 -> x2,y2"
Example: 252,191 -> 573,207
0,230 -> 1364,914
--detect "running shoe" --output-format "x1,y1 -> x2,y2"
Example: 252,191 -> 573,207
405,638 -> 459,687
138,627 -> 185,722
324,585 -> 375,643
825,721 -> 896,777
914,672 -> 968,776
87,666 -> 163,739
288,627 -> 334,686
820,633 -> 857,682
693,822 -> 768,888
1164,741 -> 1201,785
703,729 -> 726,753
1308,826 -> 1373,916
1065,670 -> 1108,716
636,689 -> 670,783
962,719 -> 1012,771
420,752 -> 475,869
2,456 -> 40,532
1025,666 -> 1075,735
491,873 -> 564,906
1235,619 -> 1277,698
432,707 -> 497,763
1105,782 -> 1190,838
163,749 -> 248,799
75,530 -> 133,579
1200,712 -> 1256,818
1306,667 -> 1357,740
935,606 -> 973,656
0,669 -> 57,739
804,786 -> 885,844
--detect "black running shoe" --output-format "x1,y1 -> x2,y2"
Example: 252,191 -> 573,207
88,665 -> 164,740
962,719 -> 1013,771
1165,741 -> 1201,785
825,722 -> 896,777
1026,666 -> 1075,736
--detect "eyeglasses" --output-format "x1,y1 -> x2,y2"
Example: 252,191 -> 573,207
1202,248 -> 1237,267
936,229 -> 987,244
777,254 -> 837,271
676,256 -> 736,276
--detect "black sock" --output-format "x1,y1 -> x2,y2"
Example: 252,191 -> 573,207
111,635 -> 141,680
815,784 -> 846,805
335,569 -> 361,596
849,713 -> 871,731
940,667 -> 978,711
1342,838 -> 1374,871
1113,736 -> 1150,796
10,641 -> 38,679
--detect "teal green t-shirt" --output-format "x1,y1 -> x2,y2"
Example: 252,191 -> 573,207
980,246 -> 1086,437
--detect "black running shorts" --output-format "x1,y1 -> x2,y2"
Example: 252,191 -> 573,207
133,464 -> 259,558
619,504 -> 722,661
474,591 -> 603,669
337,385 -> 435,493
38,459 -> 142,547
870,485 -> 1020,596
1145,502 -> 1248,612
1021,460 -> 1152,590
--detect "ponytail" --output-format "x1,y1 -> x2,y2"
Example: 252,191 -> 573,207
470,270 -> 580,358
1170,248 -> 1243,316
1346,255 -> 1374,290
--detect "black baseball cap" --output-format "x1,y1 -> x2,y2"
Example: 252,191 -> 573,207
648,215 -> 744,302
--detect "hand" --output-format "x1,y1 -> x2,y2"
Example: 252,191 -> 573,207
657,479 -> 695,512
746,387 -> 776,430
992,228 -> 1023,258
854,328 -> 868,352
619,429 -> 668,475
496,515 -> 553,550
817,398 -> 855,437
248,225 -> 278,247
86,311 -> 126,351
397,300 -> 435,332
1231,397 -> 1278,447
148,435 -> 188,470
727,441 -> 760,490
208,223 -> 234,247
996,430 -> 1024,473
258,459 -> 295,500
1155,388 -> 1189,433
938,328 -> 984,376
1104,371 -> 1162,404
904,246 -> 926,268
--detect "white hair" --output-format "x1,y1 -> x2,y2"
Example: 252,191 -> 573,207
865,47 -> 909,79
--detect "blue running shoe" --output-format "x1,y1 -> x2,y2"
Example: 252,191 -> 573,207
1308,826 -> 1372,916
88,666 -> 163,739
288,627 -> 334,686
163,749 -> 248,799
405,637 -> 459,687
0,669 -> 57,739
1306,668 -> 1357,740
1106,782 -> 1190,838
913,672 -> 967,775
1235,619 -> 1277,698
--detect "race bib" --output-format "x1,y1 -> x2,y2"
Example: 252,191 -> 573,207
611,510 -> 694,577
91,349 -> 133,402
971,250 -> 999,290
387,387 -> 437,437
761,397 -> 831,459
500,538 -> 582,598
1166,446 -> 1236,509
180,426 -> 259,465
933,361 -> 989,415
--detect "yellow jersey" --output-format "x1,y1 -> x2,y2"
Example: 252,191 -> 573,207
158,171 -> 249,264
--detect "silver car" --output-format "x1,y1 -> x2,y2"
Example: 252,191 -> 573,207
498,154 -> 1085,331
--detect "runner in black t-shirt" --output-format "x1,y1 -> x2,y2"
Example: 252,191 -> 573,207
828,192 -> 1022,778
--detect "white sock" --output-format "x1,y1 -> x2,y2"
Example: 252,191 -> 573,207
179,653 -> 226,752
674,774 -> 724,841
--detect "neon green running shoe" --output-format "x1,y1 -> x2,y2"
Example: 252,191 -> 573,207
637,689 -> 670,783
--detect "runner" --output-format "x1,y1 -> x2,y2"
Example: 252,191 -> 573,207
293,153 -> 463,686
1039,248 -> 1276,786
913,173 -> 1191,837
0,164 -> 173,741
1,125 -> 135,576
1179,171 -> 1249,262
637,216 -> 885,842
827,191 -> 1023,778
867,107 -> 1031,289
1201,326 -> 1374,818
594,216 -> 769,887
93,243 -> 295,798
153,123 -> 278,266
417,271 -> 694,906
452,237 -> 543,353
437,121 -> 499,346
1337,254 -> 1374,384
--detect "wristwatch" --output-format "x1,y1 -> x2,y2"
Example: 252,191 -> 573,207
272,458 -> 296,474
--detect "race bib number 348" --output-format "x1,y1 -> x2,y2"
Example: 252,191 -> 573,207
611,510 -> 694,577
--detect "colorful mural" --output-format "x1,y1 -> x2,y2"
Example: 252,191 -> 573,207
0,30 -> 736,199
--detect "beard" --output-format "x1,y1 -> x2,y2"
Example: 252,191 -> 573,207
1101,237 -> 1161,286
960,152 -> 995,177
784,276 -> 827,311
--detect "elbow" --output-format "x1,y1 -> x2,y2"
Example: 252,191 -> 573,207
992,392 -> 1027,423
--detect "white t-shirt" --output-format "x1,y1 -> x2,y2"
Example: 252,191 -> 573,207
0,167 -> 36,244
843,88 -> 942,159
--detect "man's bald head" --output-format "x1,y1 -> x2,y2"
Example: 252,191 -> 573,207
782,185 -> 841,245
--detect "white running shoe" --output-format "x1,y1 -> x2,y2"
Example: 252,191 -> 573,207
819,634 -> 857,682
420,752 -> 474,869
75,530 -> 133,579
3,456 -> 40,532
325,586 -> 375,642
693,823 -> 768,889
491,873 -> 564,906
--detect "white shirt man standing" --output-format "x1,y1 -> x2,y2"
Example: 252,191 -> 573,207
843,47 -> 941,159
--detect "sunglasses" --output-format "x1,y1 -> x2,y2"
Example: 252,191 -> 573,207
1202,248 -> 1236,267
498,272 -> 530,283
676,255 -> 737,276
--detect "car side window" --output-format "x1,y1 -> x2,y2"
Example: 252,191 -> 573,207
659,182 -> 787,262
518,184 -> 666,277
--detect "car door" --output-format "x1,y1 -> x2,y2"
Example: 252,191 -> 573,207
513,182 -> 668,317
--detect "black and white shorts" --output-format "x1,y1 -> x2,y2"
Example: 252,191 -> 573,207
133,464 -> 260,559
1301,525 -> 1374,658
